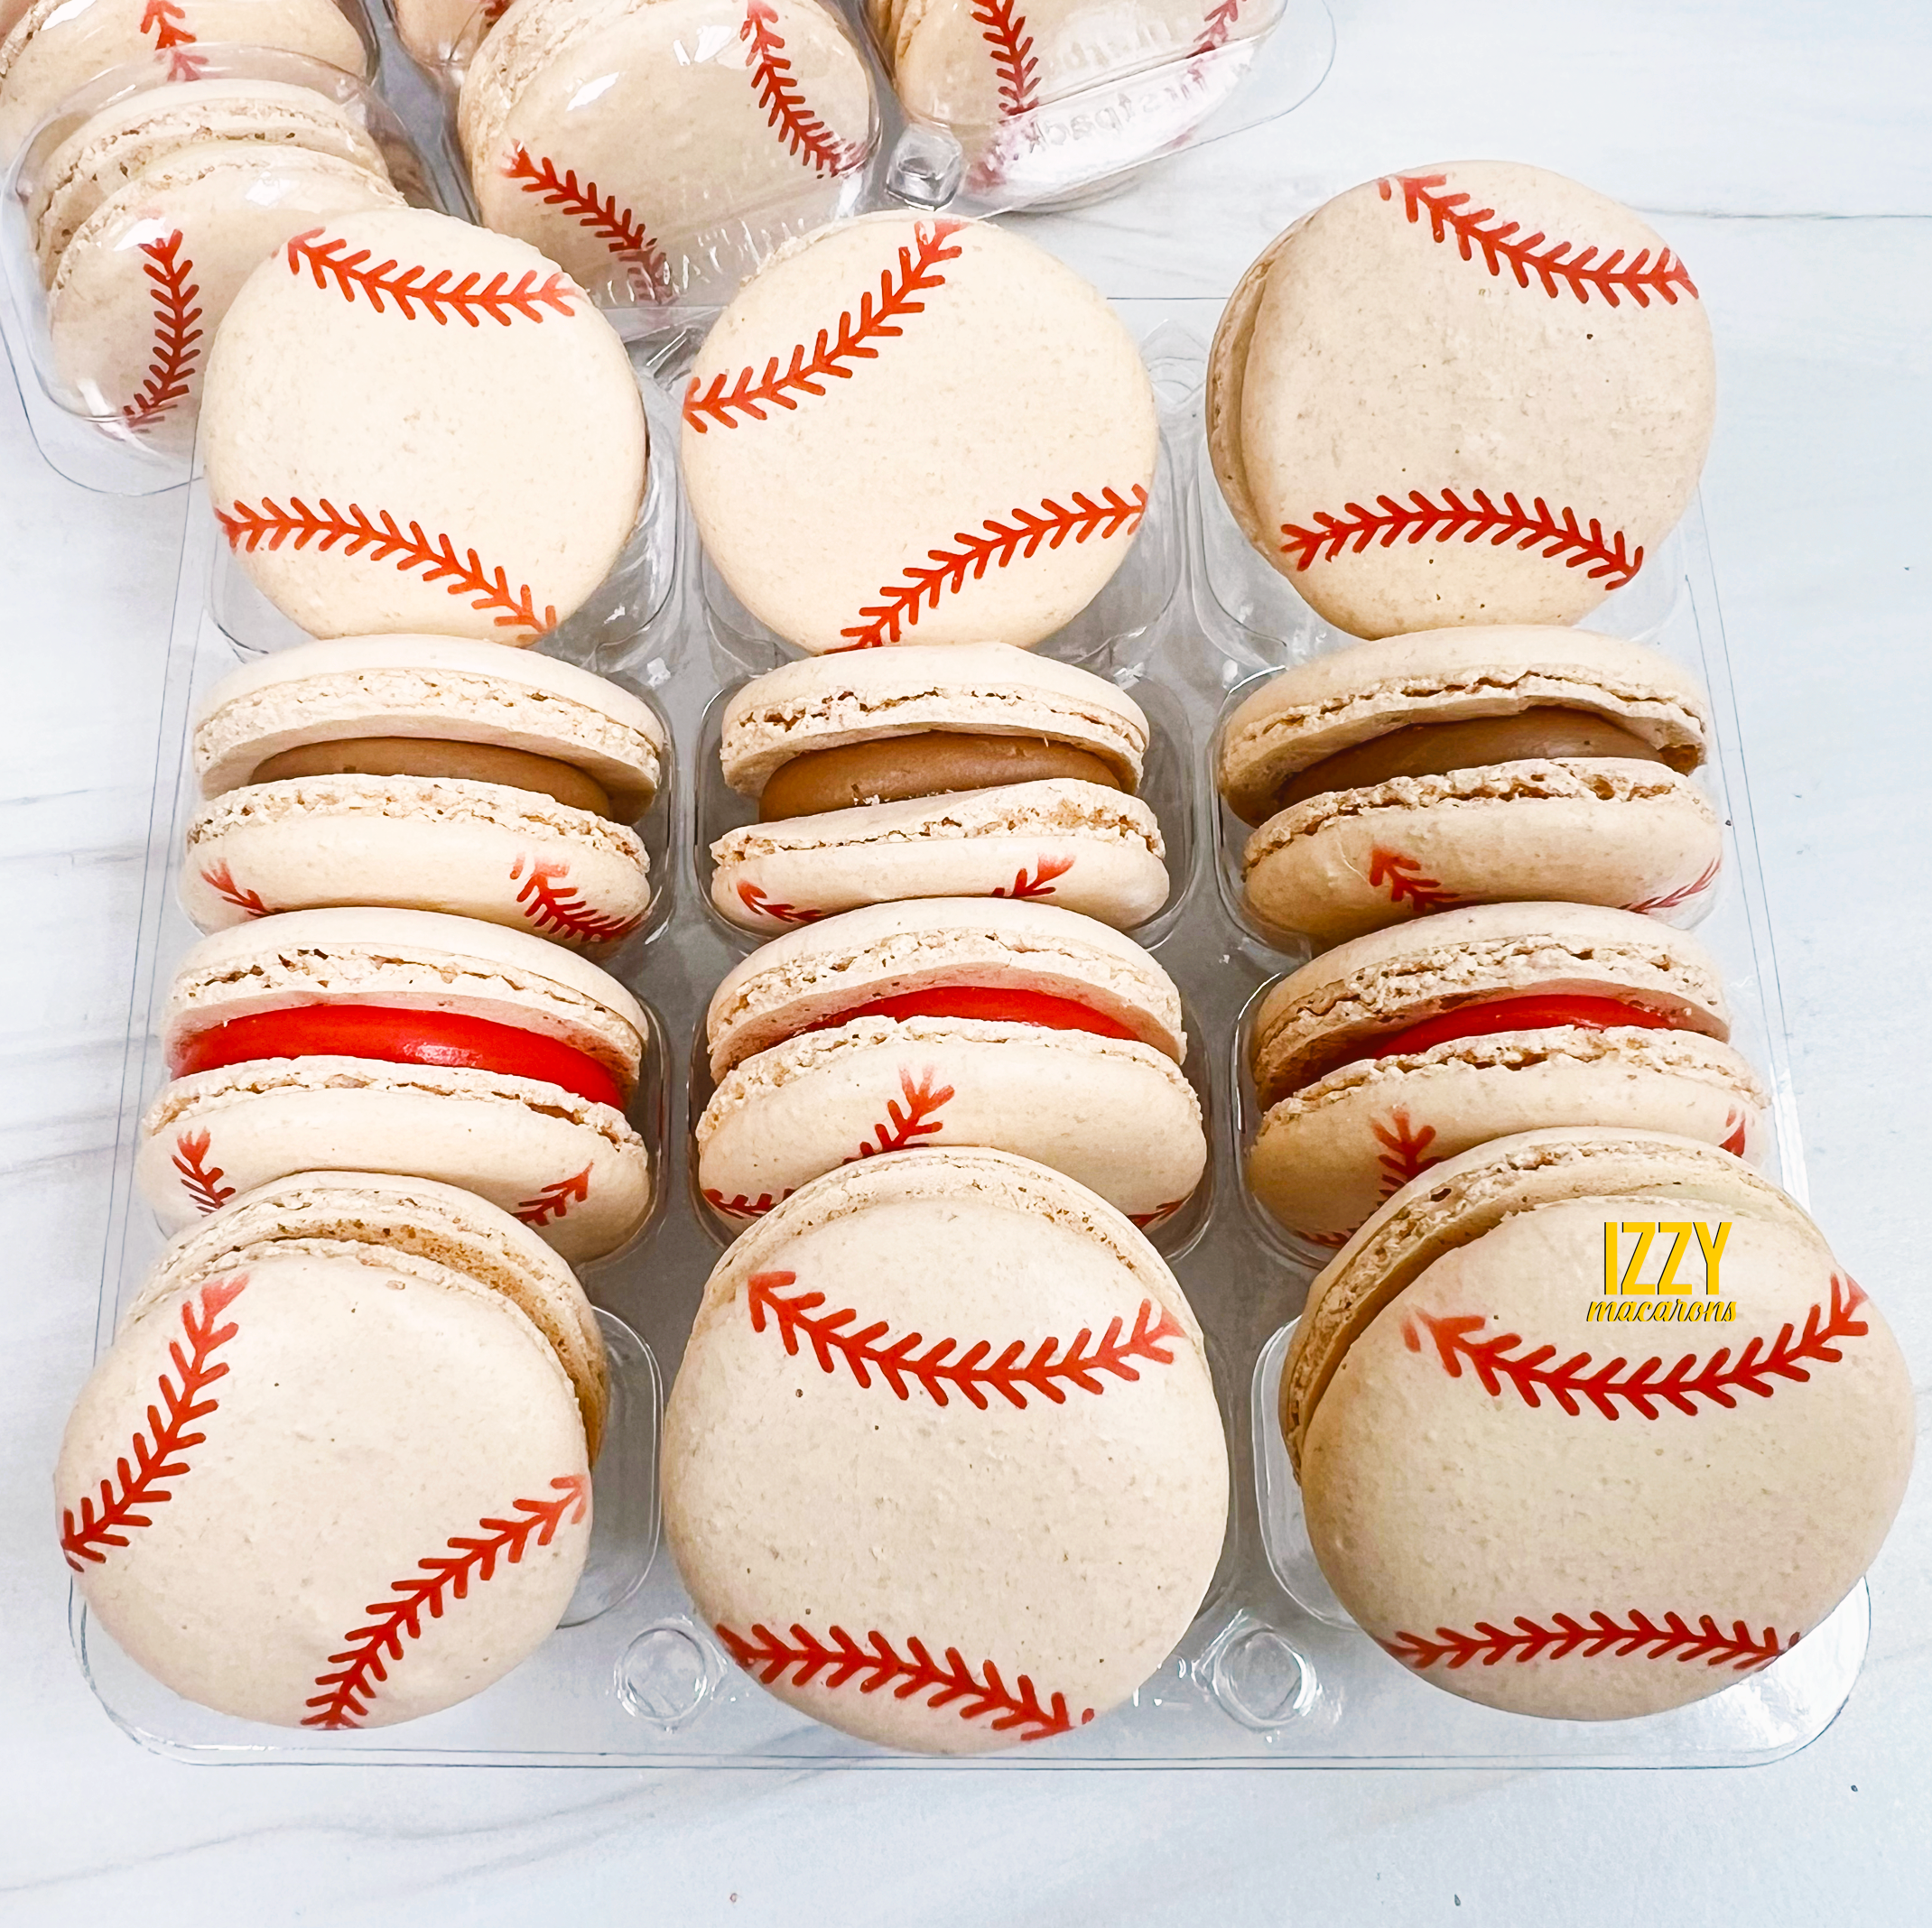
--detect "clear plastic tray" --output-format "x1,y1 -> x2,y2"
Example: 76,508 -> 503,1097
75,313 -> 1863,1767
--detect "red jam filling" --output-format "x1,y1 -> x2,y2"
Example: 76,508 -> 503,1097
1369,994 -> 1682,1061
805,985 -> 1141,1043
169,1004 -> 625,1109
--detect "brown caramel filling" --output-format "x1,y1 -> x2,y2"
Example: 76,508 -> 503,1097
250,736 -> 613,817
1272,708 -> 1677,813
759,732 -> 1124,822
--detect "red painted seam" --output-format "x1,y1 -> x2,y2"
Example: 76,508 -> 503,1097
1379,173 -> 1699,307
303,1475 -> 589,1728
736,880 -> 822,926
1367,848 -> 1460,913
501,149 -> 668,298
836,485 -> 1147,649
717,1621 -> 1091,1739
284,228 -> 580,326
683,219 -> 965,431
172,1129 -> 236,1215
1402,1274 -> 1872,1419
856,1068 -> 952,1157
215,498 -> 554,634
1188,0 -> 1243,54
1128,1198 -> 1186,1230
515,1164 -> 593,1228
742,0 -> 863,174
969,0 -> 1039,117
509,855 -> 643,945
704,1186 -> 785,1219
60,1276 -> 246,1570
198,858 -> 268,919
121,230 -> 202,431
141,0 -> 206,80
1282,488 -> 1641,588
989,855 -> 1074,902
1627,857 -> 1721,916
747,1269 -> 1184,1408
1385,1611 -> 1793,1673
1372,1108 -> 1440,1198
1721,1108 -> 1749,1158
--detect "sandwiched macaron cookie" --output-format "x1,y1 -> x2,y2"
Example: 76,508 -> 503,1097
392,0 -> 508,68
184,636 -> 667,949
682,212 -> 1156,653
200,207 -> 647,643
663,1148 -> 1229,1753
1218,626 -> 1722,945
698,897 -> 1203,1227
459,0 -> 874,301
1247,904 -> 1767,1248
1280,1129 -> 1913,1721
137,906 -> 654,1260
711,643 -> 1167,932
58,1172 -> 596,1728
0,0 -> 369,163
47,140 -> 402,449
1208,162 -> 1714,637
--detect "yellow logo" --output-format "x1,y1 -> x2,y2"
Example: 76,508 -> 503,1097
1590,1221 -> 1735,1323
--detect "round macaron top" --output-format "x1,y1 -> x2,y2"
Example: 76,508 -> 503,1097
163,904 -> 649,1093
720,642 -> 1151,797
1279,1127 -> 1822,1475
194,635 -> 667,818
1250,902 -> 1732,1106
1218,627 -> 1712,826
704,896 -> 1185,1077
134,1168 -> 608,1456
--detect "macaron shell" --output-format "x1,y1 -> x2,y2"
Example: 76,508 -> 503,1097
1298,1197 -> 1912,1719
199,207 -> 646,643
1240,760 -> 1723,947
57,1248 -> 590,1728
697,1015 -> 1205,1224
681,213 -> 1156,653
710,781 -> 1168,933
182,774 -> 651,950
661,1148 -> 1228,1753
395,0 -> 511,66
138,1057 -> 652,1262
1250,1030 -> 1767,1247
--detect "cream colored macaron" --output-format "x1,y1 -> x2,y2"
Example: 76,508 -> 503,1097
137,906 -> 654,1260
200,206 -> 646,643
58,1171 -> 595,1729
663,1148 -> 1228,1752
1209,162 -> 1715,637
681,212 -> 1156,653
1247,904 -> 1766,1248
184,636 -> 666,949
1281,1129 -> 1912,1721
392,0 -> 509,68
1218,627 -> 1722,946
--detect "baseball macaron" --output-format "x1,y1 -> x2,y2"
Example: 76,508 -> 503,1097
1281,1128 -> 1913,1720
1247,903 -> 1767,1248
663,1147 -> 1229,1752
201,206 -> 646,642
1218,626 -> 1722,945
459,0 -> 874,301
184,635 -> 666,949
1209,162 -> 1714,636
698,897 -> 1204,1228
138,906 -> 654,1260
711,643 -> 1167,932
58,1170 -> 598,1729
682,212 -> 1156,653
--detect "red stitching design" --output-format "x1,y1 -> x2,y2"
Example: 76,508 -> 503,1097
717,1621 -> 1091,1739
1281,488 -> 1640,588
837,486 -> 1148,650
197,858 -> 268,919
1372,1108 -> 1441,1198
121,231 -> 202,431
515,1164 -> 592,1228
1384,1610 -> 1793,1674
1128,1198 -> 1186,1230
215,498 -> 554,635
500,149 -> 668,300
704,1186 -> 786,1219
60,1276 -> 246,1571
172,1128 -> 237,1215
748,1269 -> 1183,1408
990,855 -> 1074,902
1401,1275 -> 1872,1419
509,855 -> 644,945
736,880 -> 822,926
969,0 -> 1039,117
283,228 -> 580,327
856,1068 -> 952,1157
1721,1108 -> 1748,1158
741,0 -> 863,174
140,0 -> 206,80
1367,848 -> 1461,914
683,219 -> 965,431
1379,172 -> 1700,308
1189,0 -> 1242,54
303,1475 -> 589,1728
1626,857 -> 1721,916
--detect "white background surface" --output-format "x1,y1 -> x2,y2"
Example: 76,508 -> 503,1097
4,1 -> 1930,1919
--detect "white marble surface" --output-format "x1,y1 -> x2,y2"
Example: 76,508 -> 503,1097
4,2 -> 1930,1917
